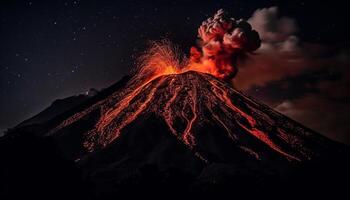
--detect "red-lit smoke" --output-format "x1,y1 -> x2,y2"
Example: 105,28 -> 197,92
133,9 -> 261,85
187,9 -> 261,80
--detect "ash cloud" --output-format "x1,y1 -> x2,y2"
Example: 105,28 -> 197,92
274,49 -> 350,144
234,7 -> 310,90
198,9 -> 261,52
234,6 -> 350,144
190,9 -> 261,80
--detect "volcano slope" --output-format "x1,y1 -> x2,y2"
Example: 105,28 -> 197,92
2,71 -> 350,198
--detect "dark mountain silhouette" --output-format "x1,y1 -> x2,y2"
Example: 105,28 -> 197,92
17,95 -> 90,128
1,71 -> 349,199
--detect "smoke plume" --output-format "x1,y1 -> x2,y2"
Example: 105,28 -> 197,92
188,9 -> 261,81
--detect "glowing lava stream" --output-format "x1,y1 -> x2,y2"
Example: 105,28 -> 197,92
181,77 -> 198,146
96,76 -> 166,133
84,74 -> 170,150
162,78 -> 181,137
207,78 -> 300,161
93,70 -> 199,149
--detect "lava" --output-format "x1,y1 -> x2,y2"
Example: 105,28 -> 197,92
90,71 -> 306,161
49,68 -> 317,162
208,78 -> 300,161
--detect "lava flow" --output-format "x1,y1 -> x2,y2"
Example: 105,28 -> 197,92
48,9 -> 319,162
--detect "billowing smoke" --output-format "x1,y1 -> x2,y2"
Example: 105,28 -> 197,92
233,7 -> 306,90
189,9 -> 261,80
134,9 -> 261,84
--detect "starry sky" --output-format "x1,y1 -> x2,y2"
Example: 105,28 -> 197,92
1,1 -> 350,144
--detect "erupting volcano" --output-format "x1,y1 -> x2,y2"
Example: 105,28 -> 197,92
3,9 -> 349,199
40,9 -> 344,167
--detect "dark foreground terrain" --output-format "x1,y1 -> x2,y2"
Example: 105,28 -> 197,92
1,133 -> 349,199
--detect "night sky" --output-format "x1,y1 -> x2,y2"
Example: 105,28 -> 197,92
1,1 -> 350,144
